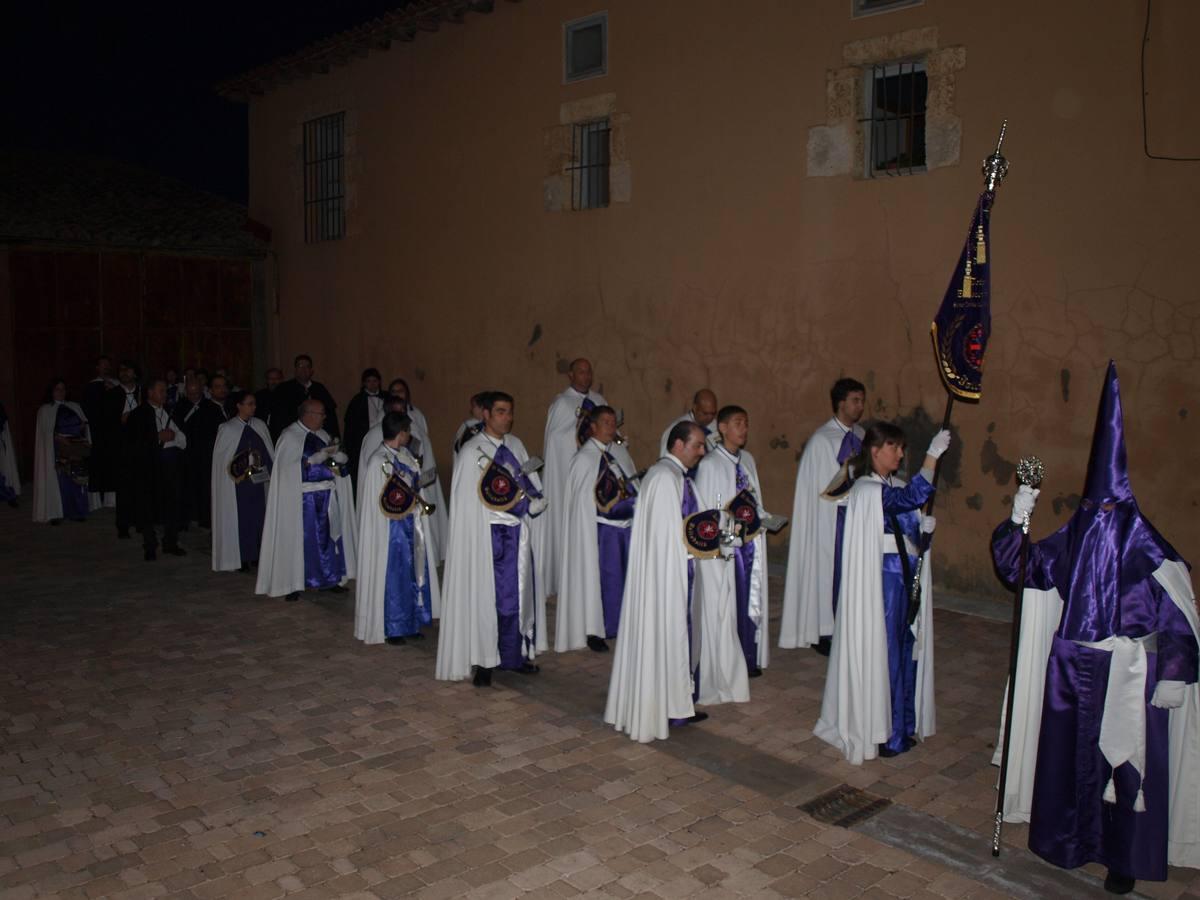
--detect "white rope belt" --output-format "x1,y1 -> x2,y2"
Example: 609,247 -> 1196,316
300,480 -> 341,541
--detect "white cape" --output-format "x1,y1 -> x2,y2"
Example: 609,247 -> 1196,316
211,417 -> 274,572
604,457 -> 695,742
435,431 -> 547,680
555,439 -> 633,652
0,419 -> 21,497
992,558 -> 1200,867
354,444 -> 443,643
780,418 -> 864,649
33,401 -> 94,523
658,411 -> 716,458
814,475 -> 935,764
255,422 -> 358,597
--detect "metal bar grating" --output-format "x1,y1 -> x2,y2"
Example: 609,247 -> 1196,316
303,112 -> 346,242
570,119 -> 611,211
862,61 -> 927,177
798,784 -> 892,828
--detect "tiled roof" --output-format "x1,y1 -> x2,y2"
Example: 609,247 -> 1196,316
0,150 -> 269,257
217,0 -> 503,102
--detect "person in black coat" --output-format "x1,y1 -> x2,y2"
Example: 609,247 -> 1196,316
183,374 -> 231,529
125,378 -> 186,560
106,361 -> 142,539
254,367 -> 284,435
342,367 -> 384,493
81,355 -> 117,500
269,354 -> 339,443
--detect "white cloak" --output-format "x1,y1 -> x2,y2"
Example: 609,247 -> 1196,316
658,411 -> 717,458
814,475 -> 935,764
356,416 -> 447,566
435,431 -> 547,680
604,456 -> 696,743
354,443 -> 443,643
0,418 -> 20,497
210,416 -> 274,572
992,558 -> 1200,867
255,422 -> 358,597
779,418 -> 865,649
451,418 -> 482,472
33,401 -> 94,523
555,438 -> 634,652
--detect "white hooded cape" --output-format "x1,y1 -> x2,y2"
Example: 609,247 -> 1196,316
604,456 -> 695,743
0,418 -> 21,497
555,439 -> 633,652
33,401 -> 94,523
354,443 -> 443,643
814,475 -> 935,764
780,418 -> 864,649
658,411 -> 718,457
211,416 -> 274,572
255,422 -> 358,597
992,558 -> 1200,867
435,431 -> 547,680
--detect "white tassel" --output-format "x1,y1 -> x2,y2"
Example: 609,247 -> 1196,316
1103,778 -> 1117,804
1134,789 -> 1146,813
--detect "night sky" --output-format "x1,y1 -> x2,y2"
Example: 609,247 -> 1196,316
0,2 -> 404,204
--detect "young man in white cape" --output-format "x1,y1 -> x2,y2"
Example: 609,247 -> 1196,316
657,389 -> 718,457
604,421 -> 710,743
779,378 -> 866,655
211,390 -> 274,573
814,423 -> 950,764
435,391 -> 548,686
693,405 -> 769,705
536,358 -> 635,597
387,378 -> 448,565
0,401 -> 21,507
555,405 -> 638,654
355,411 -> 442,646
33,379 -> 97,524
256,398 -> 358,602
451,392 -> 487,469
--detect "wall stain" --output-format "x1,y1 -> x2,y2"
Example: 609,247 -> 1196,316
795,439 -> 808,463
414,367 -> 425,381
555,357 -> 569,374
893,405 -> 962,489
965,493 -> 983,510
1052,492 -> 1081,515
1181,408 -> 1188,421
1060,368 -> 1071,402
980,437 -> 1017,486
769,434 -> 790,450
664,378 -> 673,394
528,323 -> 542,347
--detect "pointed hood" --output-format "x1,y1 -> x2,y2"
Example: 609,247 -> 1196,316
1082,361 -> 1132,504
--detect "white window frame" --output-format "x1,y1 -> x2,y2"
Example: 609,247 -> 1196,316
563,12 -> 608,84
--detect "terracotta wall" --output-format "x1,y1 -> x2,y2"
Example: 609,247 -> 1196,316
247,0 -> 1200,602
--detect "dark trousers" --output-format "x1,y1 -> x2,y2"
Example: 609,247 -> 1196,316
115,459 -> 136,534
141,449 -> 182,552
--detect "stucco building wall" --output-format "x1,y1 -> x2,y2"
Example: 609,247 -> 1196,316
246,0 -> 1200,602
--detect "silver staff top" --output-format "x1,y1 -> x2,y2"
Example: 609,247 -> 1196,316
983,120 -> 1009,193
1016,455 -> 1044,488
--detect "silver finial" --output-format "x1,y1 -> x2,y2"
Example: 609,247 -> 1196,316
1016,455 -> 1043,488
982,120 -> 1009,192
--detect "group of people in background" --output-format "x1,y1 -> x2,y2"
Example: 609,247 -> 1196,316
6,351 -> 1196,894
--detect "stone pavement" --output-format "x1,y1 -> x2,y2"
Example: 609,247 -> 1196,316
2,505 -> 1198,900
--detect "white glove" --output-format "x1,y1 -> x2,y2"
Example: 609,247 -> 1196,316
332,451 -> 349,465
527,496 -> 548,517
308,447 -> 333,465
926,429 -> 952,460
1010,484 -> 1040,525
1151,680 -> 1186,709
920,515 -> 936,534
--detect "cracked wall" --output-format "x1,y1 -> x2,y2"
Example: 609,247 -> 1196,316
248,0 -> 1200,605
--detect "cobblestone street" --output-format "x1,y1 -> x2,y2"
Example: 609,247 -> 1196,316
2,505 -> 1197,900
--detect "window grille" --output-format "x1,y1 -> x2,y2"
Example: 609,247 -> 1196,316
303,112 -> 345,242
564,13 -> 607,82
852,0 -> 923,17
862,61 -> 927,176
570,119 -> 610,210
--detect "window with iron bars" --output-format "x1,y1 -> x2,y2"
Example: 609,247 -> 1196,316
570,119 -> 610,210
303,112 -> 345,242
851,0 -> 923,18
861,61 -> 927,177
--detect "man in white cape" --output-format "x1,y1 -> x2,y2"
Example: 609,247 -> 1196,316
388,378 -> 448,564
658,389 -> 718,457
605,421 -> 710,743
355,411 -> 442,645
693,405 -> 769,705
256,398 -> 357,601
555,406 -> 638,654
33,382 -> 97,524
536,358 -> 634,597
815,425 -> 948,764
779,378 -> 866,654
211,390 -> 274,573
435,391 -> 548,685
451,392 -> 487,470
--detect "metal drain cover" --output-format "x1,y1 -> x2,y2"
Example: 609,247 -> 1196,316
799,784 -> 892,828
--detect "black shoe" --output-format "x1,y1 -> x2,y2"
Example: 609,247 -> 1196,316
144,549 -> 157,562
904,736 -> 918,750
748,667 -> 763,678
407,632 -> 424,641
472,666 -> 492,687
325,584 -> 348,594
285,591 -> 301,602
670,712 -> 710,727
163,546 -> 186,557
6,499 -> 17,508
516,663 -> 540,675
587,636 -> 610,653
1103,871 -> 1135,895
385,636 -> 407,646
238,562 -> 252,574
117,528 -> 131,539
50,518 -> 63,526
813,637 -> 832,657
878,744 -> 902,758
70,517 -> 87,523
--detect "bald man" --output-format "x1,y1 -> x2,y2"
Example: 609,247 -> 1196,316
659,390 -> 718,457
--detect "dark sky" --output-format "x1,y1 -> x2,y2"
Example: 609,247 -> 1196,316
0,2 -> 404,204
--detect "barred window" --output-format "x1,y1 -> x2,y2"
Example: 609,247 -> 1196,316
862,61 -> 927,176
570,119 -> 610,211
303,112 -> 345,242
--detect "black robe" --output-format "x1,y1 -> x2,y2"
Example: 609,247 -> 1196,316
125,403 -> 184,550
269,379 -> 339,442
107,385 -> 141,533
183,399 -> 227,528
342,390 -> 383,492
81,379 -> 116,493
254,387 -> 276,436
